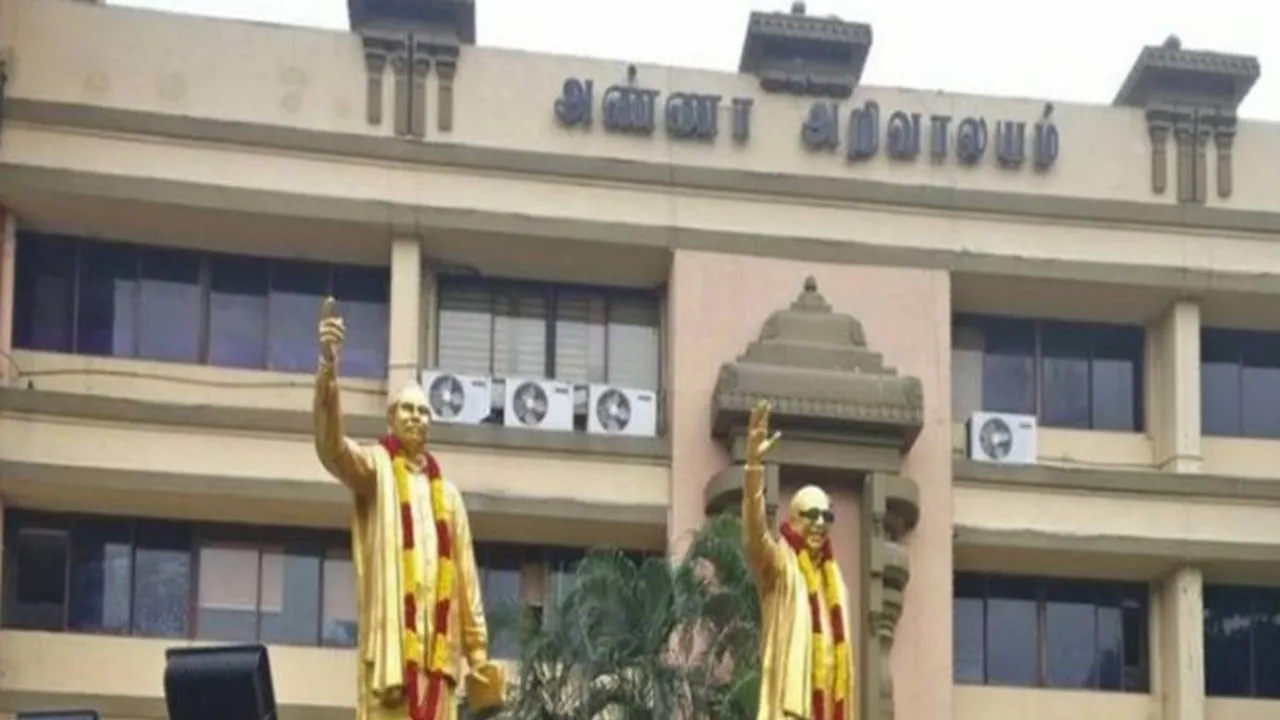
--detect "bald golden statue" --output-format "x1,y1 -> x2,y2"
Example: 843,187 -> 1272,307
314,298 -> 504,720
742,401 -> 856,720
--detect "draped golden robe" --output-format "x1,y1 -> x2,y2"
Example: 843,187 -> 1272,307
743,475 -> 855,720
353,442 -> 488,720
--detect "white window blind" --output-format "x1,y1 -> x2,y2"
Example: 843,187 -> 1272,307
606,295 -> 660,391
554,290 -> 607,384
437,283 -> 495,376
492,287 -> 549,379
435,278 -> 660,391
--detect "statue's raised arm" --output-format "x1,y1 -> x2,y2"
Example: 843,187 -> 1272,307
313,296 -> 376,496
741,400 -> 785,590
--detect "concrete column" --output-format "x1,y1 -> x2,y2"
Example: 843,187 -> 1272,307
387,236 -> 423,391
1147,300 -> 1201,472
1157,566 -> 1205,720
0,209 -> 16,387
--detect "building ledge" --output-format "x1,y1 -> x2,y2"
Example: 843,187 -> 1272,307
954,456 -> 1280,503
0,386 -> 670,461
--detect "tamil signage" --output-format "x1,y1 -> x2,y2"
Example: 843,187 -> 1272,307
800,100 -> 1060,171
554,73 -> 755,143
553,70 -> 1061,172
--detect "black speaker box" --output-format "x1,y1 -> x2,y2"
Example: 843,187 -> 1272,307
164,643 -> 277,720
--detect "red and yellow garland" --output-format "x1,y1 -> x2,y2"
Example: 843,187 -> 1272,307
780,523 -> 851,720
381,435 -> 453,720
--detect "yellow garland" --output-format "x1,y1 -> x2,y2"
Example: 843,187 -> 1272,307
391,456 -> 455,679
795,549 -> 852,717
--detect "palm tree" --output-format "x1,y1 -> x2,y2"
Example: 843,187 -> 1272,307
493,513 -> 762,720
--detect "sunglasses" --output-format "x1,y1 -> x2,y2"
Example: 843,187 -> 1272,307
799,508 -> 836,525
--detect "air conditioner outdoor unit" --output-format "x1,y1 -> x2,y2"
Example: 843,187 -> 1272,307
586,384 -> 658,438
967,411 -> 1037,465
420,371 -> 492,425
503,378 -> 574,432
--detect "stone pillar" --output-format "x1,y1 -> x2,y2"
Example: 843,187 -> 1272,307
387,236 -> 422,390
1147,300 -> 1201,473
1157,566 -> 1205,720
0,209 -> 15,386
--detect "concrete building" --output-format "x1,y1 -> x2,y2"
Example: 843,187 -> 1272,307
0,0 -> 1277,718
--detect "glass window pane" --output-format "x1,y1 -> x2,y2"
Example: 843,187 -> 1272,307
269,261 -> 329,373
13,232 -> 75,352
480,544 -> 524,660
984,575 -> 1039,687
951,320 -> 986,421
196,541 -> 260,642
953,574 -> 986,684
554,290 -> 607,384
1204,585 -> 1254,697
132,521 -> 192,638
137,248 -> 202,363
1201,330 -> 1242,437
322,546 -> 357,648
258,542 -> 322,646
606,294 -> 660,391
437,281 -> 495,376
6,526 -> 69,631
1096,603 -> 1124,691
1044,581 -> 1098,688
332,265 -> 389,379
209,255 -> 269,369
980,318 -> 1036,416
69,518 -> 133,633
492,288 -> 548,379
76,242 -> 137,357
1240,333 -> 1280,440
1040,322 -> 1091,429
1092,325 -> 1143,432
1253,589 -> 1280,699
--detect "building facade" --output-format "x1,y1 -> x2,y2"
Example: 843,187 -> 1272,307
0,0 -> 1278,718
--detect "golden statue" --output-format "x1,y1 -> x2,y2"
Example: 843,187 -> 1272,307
314,297 -> 505,720
742,401 -> 856,720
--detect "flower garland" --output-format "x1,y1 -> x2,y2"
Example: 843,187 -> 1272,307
780,523 -> 850,720
382,436 -> 453,720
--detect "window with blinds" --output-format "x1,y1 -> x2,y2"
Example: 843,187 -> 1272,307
435,277 -> 661,392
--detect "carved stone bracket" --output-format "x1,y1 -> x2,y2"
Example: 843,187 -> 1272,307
408,42 -> 432,138
1212,110 -> 1237,199
704,276 -> 925,720
359,33 -> 394,126
388,37 -> 411,137
1113,35 -> 1259,204
860,472 -> 919,720
434,52 -> 459,133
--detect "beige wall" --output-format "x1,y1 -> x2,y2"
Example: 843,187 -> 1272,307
4,0 -> 1279,213
667,250 -> 953,719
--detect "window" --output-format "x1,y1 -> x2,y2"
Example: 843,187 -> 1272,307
952,316 -> 1144,432
436,277 -> 661,392
953,573 -> 1149,692
12,231 -> 390,378
1201,329 -> 1280,439
1,510 -> 353,649
1204,584 -> 1280,698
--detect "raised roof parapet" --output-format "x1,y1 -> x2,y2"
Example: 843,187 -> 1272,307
1113,35 -> 1261,204
738,1 -> 873,99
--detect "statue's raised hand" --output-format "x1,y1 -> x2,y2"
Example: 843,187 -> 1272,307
318,297 -> 345,365
746,400 -> 781,468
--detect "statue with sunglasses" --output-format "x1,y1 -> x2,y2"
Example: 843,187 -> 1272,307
742,400 -> 856,720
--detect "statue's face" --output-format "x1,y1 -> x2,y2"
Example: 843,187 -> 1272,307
388,385 -> 431,453
788,485 -> 834,552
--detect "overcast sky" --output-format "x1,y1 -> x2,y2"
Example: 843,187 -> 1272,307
110,0 -> 1275,120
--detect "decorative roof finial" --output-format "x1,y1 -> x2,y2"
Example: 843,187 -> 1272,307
791,1 -> 806,15
1163,34 -> 1182,50
803,275 -> 818,292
